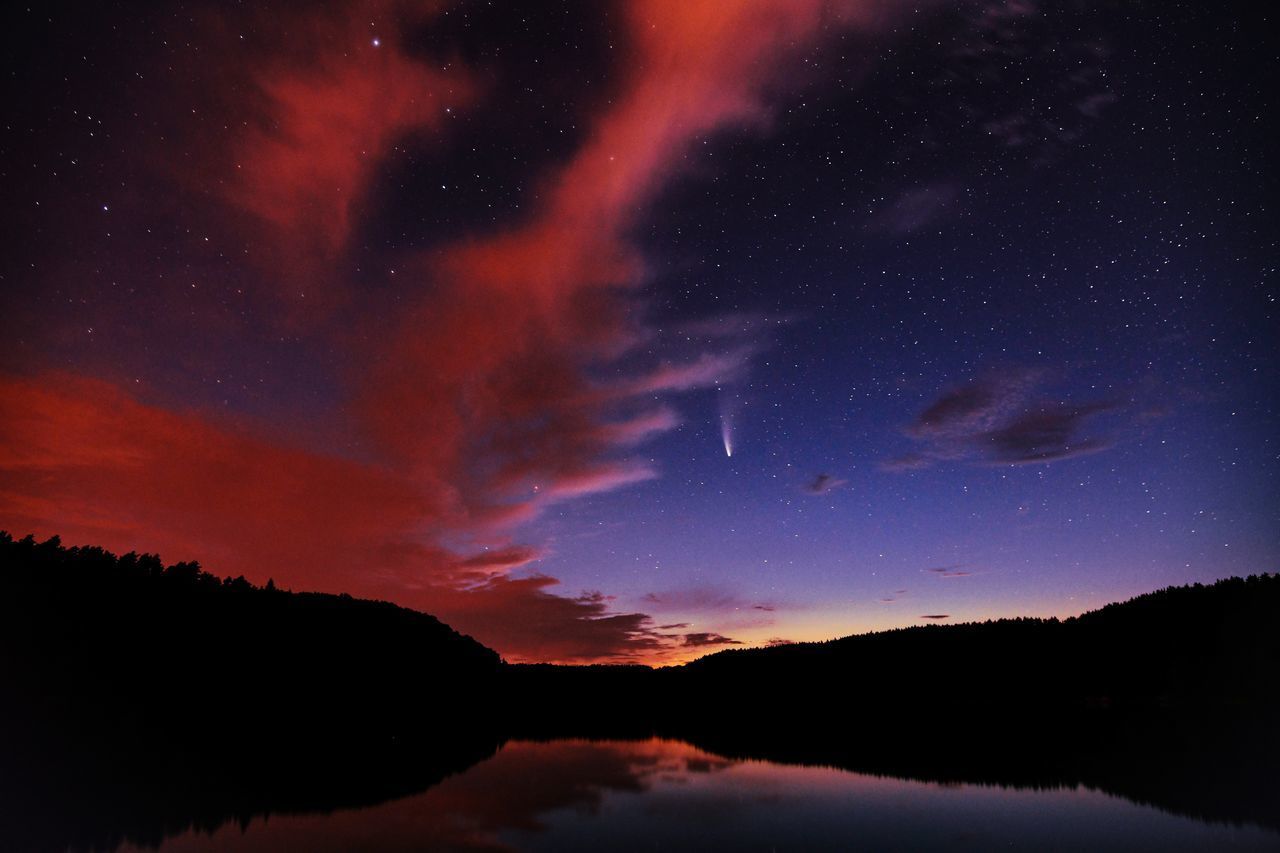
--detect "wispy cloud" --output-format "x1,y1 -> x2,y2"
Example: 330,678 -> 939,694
868,183 -> 959,235
642,586 -> 780,615
615,348 -> 756,397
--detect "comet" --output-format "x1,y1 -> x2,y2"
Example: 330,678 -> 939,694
718,390 -> 736,457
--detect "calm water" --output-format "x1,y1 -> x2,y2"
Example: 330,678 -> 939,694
121,738 -> 1278,852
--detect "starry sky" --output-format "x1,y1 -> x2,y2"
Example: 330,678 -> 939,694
1,1 -> 1276,663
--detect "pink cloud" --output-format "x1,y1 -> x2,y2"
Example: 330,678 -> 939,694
2,0 -> 922,663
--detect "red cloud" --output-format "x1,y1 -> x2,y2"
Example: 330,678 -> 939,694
354,0 -> 897,525
0,373 -> 439,591
230,41 -> 467,261
420,574 -> 669,664
164,1 -> 475,316
0,373 -> 708,664
3,1 -> 913,663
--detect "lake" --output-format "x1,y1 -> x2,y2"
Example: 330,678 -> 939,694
118,738 -> 1279,852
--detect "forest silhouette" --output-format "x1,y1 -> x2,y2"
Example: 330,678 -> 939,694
1,531 -> 1277,851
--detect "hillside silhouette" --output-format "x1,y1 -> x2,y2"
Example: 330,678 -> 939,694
674,571 -> 1280,716
0,532 -> 507,852
1,532 -> 503,743
2,531 -> 1278,850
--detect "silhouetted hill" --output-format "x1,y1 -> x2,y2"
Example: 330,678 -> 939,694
0,532 -> 502,746
0,532 -> 509,852
6,530 -> 1275,740
672,573 -> 1280,718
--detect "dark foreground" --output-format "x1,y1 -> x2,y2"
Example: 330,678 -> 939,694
2,533 -> 1277,851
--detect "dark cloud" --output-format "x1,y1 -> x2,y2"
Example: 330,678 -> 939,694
915,383 -> 1000,431
980,402 -> 1114,464
681,632 -> 743,648
804,473 -> 848,495
926,566 -> 972,578
889,370 -> 1117,470
920,614 -> 951,620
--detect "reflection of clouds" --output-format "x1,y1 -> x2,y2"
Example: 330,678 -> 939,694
134,739 -> 735,852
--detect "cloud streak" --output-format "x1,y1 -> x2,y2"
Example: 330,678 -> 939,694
926,566 -> 973,579
681,632 -> 744,648
642,586 -> 780,615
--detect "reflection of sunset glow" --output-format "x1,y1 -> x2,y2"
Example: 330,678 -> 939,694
117,738 -> 1280,852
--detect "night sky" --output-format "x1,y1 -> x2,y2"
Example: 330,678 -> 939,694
2,1 -> 1275,663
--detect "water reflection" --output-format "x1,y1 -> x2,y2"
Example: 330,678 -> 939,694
119,739 -> 1278,852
